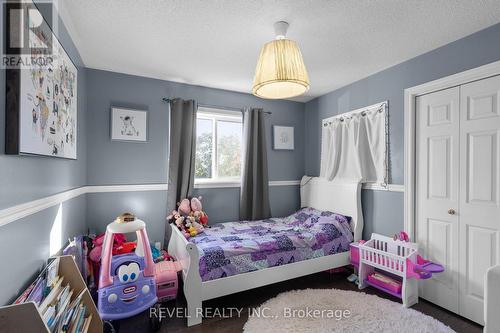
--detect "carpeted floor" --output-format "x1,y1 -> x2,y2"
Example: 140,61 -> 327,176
118,270 -> 482,333
243,288 -> 455,332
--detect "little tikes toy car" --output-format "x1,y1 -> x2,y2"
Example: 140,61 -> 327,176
98,218 -> 157,320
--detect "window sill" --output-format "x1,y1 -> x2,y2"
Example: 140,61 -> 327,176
193,179 -> 302,189
194,180 -> 241,189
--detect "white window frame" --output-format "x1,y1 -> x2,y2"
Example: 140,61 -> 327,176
194,107 -> 242,188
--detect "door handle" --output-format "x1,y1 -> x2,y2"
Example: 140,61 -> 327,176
448,208 -> 456,215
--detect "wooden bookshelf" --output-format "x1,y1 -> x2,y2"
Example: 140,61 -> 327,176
0,255 -> 103,333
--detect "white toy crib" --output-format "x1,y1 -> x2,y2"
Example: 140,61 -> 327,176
357,233 -> 419,307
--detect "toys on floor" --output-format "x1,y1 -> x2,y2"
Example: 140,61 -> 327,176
367,272 -> 402,295
347,273 -> 359,285
167,196 -> 209,239
151,244 -> 161,260
97,217 -> 157,321
89,232 -> 127,262
349,232 -> 444,307
150,244 -> 173,263
114,241 -> 137,255
155,260 -> 182,302
153,250 -> 172,263
63,235 -> 96,289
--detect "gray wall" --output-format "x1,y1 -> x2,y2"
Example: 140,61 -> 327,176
0,1 -> 87,208
305,22 -> 500,238
3,4 -> 500,306
85,68 -> 305,242
0,196 -> 87,304
0,0 -> 88,304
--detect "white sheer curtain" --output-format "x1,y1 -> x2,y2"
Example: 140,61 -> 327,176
320,104 -> 387,185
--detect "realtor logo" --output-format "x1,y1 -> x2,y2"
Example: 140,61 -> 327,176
2,0 -> 53,68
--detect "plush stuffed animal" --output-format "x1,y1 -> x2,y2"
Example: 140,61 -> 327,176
89,233 -> 127,262
192,220 -> 205,233
167,196 -> 209,239
191,197 -> 203,212
199,213 -> 208,226
189,196 -> 209,226
178,198 -> 191,215
166,210 -> 178,222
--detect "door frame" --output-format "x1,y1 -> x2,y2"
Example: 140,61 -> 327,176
404,59 -> 500,240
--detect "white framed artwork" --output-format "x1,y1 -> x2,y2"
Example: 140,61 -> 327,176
111,107 -> 148,142
273,125 -> 294,150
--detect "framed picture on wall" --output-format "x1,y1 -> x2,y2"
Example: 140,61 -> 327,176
111,107 -> 148,142
5,0 -> 78,159
273,126 -> 294,150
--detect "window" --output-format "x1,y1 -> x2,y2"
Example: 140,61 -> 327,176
195,107 -> 242,183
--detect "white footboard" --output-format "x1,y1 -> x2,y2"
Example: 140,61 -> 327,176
167,224 -> 203,326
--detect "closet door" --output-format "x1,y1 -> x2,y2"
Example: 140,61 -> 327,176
459,75 -> 500,325
416,86 -> 460,312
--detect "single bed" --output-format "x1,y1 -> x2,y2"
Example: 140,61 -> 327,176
168,176 -> 363,326
190,207 -> 355,282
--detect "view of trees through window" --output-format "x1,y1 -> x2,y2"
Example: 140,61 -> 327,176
195,118 -> 213,178
195,111 -> 242,180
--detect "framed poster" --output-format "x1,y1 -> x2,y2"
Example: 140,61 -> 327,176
111,107 -> 148,142
273,126 -> 294,150
5,1 -> 78,159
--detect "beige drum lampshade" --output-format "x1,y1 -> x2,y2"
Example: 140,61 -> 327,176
252,38 -> 310,99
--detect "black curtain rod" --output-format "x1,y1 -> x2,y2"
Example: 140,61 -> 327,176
162,98 -> 272,114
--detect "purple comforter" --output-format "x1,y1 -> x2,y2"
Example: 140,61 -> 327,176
188,207 -> 354,281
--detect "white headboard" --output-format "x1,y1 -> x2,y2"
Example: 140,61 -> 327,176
300,176 -> 363,241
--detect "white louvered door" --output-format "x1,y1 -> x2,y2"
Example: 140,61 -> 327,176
416,75 -> 500,325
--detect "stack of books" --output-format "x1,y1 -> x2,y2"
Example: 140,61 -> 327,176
12,258 -> 93,333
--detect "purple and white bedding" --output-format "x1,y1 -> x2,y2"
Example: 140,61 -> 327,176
188,207 -> 354,282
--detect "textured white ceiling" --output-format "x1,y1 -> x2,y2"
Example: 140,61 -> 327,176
57,0 -> 500,102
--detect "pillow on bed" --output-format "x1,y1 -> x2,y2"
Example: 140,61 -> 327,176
290,207 -> 350,223
285,207 -> 353,237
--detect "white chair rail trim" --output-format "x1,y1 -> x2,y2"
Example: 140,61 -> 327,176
0,181 -> 404,227
0,187 -> 87,228
362,183 -> 404,192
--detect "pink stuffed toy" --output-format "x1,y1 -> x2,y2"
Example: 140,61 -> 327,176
191,197 -> 203,212
190,196 -> 209,226
89,233 -> 126,262
177,198 -> 191,215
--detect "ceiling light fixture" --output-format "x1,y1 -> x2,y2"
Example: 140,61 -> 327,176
252,21 -> 310,99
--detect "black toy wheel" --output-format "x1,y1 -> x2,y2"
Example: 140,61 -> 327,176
150,303 -> 163,332
103,320 -> 118,333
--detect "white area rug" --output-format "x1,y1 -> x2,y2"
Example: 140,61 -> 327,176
243,288 -> 455,333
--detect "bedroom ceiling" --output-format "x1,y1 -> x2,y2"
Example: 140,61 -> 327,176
57,0 -> 500,102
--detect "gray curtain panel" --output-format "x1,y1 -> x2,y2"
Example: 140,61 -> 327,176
240,108 -> 271,220
165,98 -> 197,244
